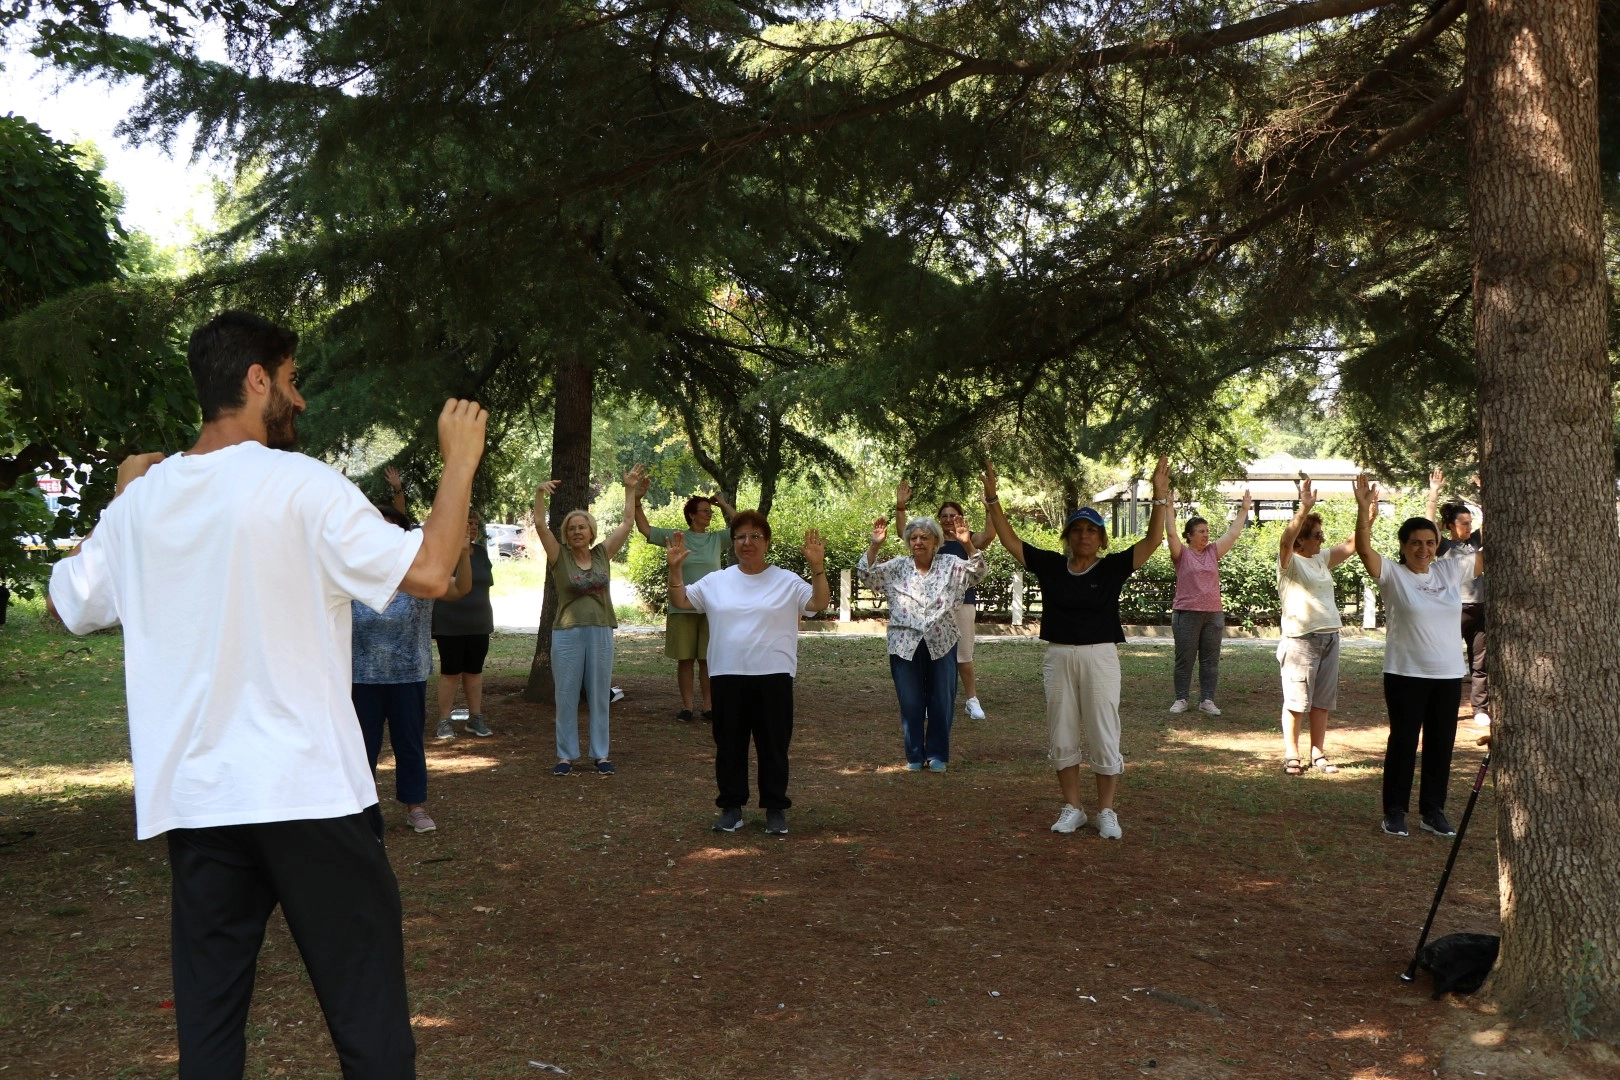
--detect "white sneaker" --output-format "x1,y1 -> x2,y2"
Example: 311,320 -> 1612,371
1472,711 -> 1491,728
1096,808 -> 1122,840
1198,699 -> 1222,716
965,696 -> 986,721
1051,804 -> 1087,833
1168,699 -> 1189,714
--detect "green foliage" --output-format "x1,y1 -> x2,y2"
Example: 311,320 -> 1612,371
0,115 -> 122,319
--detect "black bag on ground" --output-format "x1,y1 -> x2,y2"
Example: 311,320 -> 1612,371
1416,933 -> 1500,998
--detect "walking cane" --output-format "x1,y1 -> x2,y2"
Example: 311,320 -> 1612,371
1400,747 -> 1492,982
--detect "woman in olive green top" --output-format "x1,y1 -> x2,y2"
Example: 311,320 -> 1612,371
635,488 -> 736,721
535,465 -> 645,776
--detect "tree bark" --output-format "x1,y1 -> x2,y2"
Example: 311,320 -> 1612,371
524,350 -> 596,703
1468,0 -> 1620,1039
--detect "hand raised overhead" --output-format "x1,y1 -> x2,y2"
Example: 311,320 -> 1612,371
801,528 -> 826,570
665,529 -> 691,571
870,516 -> 888,545
437,399 -> 488,471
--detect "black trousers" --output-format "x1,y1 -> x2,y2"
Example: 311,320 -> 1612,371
1460,603 -> 1489,711
710,673 -> 794,810
1381,674 -> 1463,817
166,807 -> 416,1079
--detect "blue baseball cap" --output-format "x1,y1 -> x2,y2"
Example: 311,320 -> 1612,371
1062,506 -> 1107,537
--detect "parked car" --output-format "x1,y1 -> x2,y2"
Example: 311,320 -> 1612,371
485,523 -> 528,559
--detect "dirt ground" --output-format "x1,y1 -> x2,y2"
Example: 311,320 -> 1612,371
4,633 -> 1617,1079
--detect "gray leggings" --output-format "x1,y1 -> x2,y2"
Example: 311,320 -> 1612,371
1172,609 -> 1225,702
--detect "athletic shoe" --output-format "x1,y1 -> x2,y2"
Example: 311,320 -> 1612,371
406,806 -> 437,833
764,809 -> 789,835
1382,811 -> 1409,837
927,758 -> 947,772
1051,804 -> 1086,833
1472,711 -> 1491,729
1198,699 -> 1222,716
553,761 -> 572,777
965,696 -> 986,721
467,713 -> 492,737
1168,699 -> 1189,714
610,686 -> 626,703
435,718 -> 456,740
595,759 -> 615,776
702,710 -> 716,721
712,807 -> 745,832
906,762 -> 924,771
1420,811 -> 1456,837
1096,808 -> 1122,840
675,709 -> 695,722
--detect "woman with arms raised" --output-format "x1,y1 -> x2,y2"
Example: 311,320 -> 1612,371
1165,489 -> 1251,716
983,456 -> 1170,841
667,513 -> 829,836
534,465 -> 646,776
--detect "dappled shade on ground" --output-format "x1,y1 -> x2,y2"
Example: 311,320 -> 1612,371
7,628 -> 1606,1078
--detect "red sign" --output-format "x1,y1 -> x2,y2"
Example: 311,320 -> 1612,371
36,476 -> 62,495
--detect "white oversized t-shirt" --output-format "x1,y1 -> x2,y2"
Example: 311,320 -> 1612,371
682,564 -> 815,677
1377,556 -> 1472,679
49,442 -> 423,839
1278,552 -> 1342,637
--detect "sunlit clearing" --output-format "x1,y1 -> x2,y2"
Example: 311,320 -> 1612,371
411,1015 -> 455,1029
684,847 -> 762,862
0,762 -> 133,797
836,763 -> 914,775
418,754 -> 502,774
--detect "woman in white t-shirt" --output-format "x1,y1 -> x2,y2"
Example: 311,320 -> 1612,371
1275,479 -> 1356,776
1353,474 -> 1483,839
667,511 -> 831,838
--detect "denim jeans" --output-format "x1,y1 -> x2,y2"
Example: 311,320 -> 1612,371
889,641 -> 958,764
351,681 -> 427,805
1171,609 -> 1224,702
553,625 -> 614,761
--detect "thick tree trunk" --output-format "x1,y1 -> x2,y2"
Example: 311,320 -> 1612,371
1468,0 -> 1620,1039
524,351 -> 596,703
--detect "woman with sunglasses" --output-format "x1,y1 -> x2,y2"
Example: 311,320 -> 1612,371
1275,479 -> 1356,776
666,513 -> 829,837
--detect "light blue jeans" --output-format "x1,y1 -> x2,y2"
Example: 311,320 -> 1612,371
553,625 -> 614,761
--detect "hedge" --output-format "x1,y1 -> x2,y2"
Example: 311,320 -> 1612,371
624,490 -> 1420,628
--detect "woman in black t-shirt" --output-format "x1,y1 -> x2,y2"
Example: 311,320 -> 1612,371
983,457 -> 1169,841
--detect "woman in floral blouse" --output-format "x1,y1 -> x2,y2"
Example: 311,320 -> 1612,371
858,515 -> 988,771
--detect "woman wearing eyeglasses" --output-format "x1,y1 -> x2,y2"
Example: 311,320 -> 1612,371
666,512 -> 829,837
1275,480 -> 1356,776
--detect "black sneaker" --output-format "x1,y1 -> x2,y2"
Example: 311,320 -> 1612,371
675,709 -> 694,722
764,809 -> 788,836
595,759 -> 615,776
702,710 -> 716,722
712,807 -> 745,833
1381,811 -> 1409,837
553,761 -> 572,777
1420,811 -> 1456,837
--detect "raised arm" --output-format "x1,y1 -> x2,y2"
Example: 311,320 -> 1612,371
442,542 -> 474,601
802,529 -> 831,612
1352,472 -> 1382,580
1213,490 -> 1252,558
951,518 -> 989,585
531,479 -> 562,563
982,460 -> 1025,566
632,475 -> 653,540
1132,456 -> 1171,570
400,400 -> 488,599
385,465 -> 408,514
1279,477 -> 1318,571
709,491 -> 737,525
1426,466 -> 1443,525
859,516 -> 889,582
602,465 -> 646,558
1164,489 -> 1185,562
894,480 -> 911,525
666,531 -> 693,612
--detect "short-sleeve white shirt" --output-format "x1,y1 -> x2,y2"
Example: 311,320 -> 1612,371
1377,556 -> 1471,678
682,565 -> 814,677
49,442 -> 423,839
1278,552 -> 1342,637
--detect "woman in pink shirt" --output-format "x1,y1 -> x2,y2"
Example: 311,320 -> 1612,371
1166,491 -> 1250,715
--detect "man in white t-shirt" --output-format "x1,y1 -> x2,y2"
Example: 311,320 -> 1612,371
48,311 -> 487,1079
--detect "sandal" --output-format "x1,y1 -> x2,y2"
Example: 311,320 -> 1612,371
1284,757 -> 1304,776
1311,755 -> 1338,774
